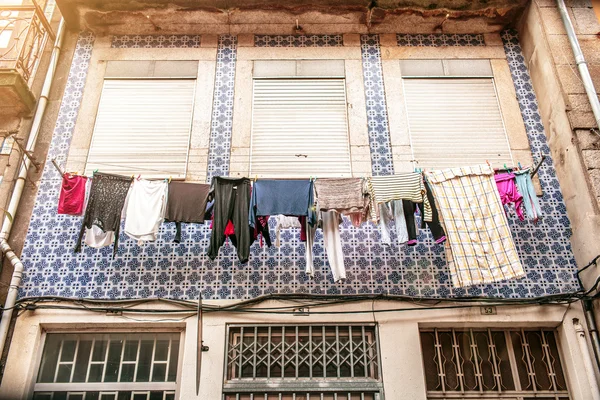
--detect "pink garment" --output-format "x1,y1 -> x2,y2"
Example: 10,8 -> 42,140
494,172 -> 524,221
58,174 -> 88,215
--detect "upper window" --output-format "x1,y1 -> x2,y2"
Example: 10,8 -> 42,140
401,59 -> 513,170
33,332 -> 181,400
250,60 -> 352,178
420,328 -> 569,399
85,61 -> 198,179
224,324 -> 382,399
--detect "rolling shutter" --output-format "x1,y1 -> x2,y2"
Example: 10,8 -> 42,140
250,78 -> 352,177
85,79 -> 195,179
403,78 -> 513,169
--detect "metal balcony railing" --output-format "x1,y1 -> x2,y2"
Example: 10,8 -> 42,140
0,0 -> 54,85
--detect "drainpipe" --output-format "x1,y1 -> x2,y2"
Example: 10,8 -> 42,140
0,19 -> 66,356
557,0 -> 600,127
574,319 -> 600,400
584,300 -> 600,368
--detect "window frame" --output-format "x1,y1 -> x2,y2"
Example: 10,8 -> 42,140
400,59 -> 514,170
84,76 -> 197,180
29,328 -> 186,399
249,75 -> 354,179
222,323 -> 384,398
418,327 -> 571,400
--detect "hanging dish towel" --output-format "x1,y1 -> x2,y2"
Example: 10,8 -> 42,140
425,165 -> 524,287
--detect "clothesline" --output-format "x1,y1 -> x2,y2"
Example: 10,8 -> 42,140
56,166 -> 541,288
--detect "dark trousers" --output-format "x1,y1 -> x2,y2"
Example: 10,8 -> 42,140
403,181 -> 446,243
207,177 -> 252,263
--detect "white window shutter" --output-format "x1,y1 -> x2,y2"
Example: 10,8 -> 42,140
250,79 -> 352,178
85,79 -> 196,179
403,78 -> 513,170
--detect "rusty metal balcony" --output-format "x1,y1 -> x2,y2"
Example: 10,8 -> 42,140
0,1 -> 54,116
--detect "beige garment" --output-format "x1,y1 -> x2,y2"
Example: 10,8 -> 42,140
425,165 -> 524,287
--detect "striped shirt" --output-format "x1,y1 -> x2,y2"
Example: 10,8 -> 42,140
367,173 -> 432,222
425,165 -> 524,287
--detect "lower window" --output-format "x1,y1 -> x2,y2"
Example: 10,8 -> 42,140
223,325 -> 383,400
420,328 -> 570,399
32,332 -> 181,399
224,394 -> 377,400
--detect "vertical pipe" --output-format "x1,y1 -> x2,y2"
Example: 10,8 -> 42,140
0,17 -> 66,360
584,300 -> 600,370
573,318 -> 600,400
556,0 -> 600,127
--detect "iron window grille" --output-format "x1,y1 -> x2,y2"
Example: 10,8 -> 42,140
32,332 -> 181,400
420,328 -> 570,399
224,325 -> 383,400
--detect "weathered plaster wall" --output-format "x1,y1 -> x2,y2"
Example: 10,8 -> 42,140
0,301 -> 596,399
517,1 -> 600,290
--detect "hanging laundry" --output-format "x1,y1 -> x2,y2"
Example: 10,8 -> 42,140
274,215 -> 302,247
494,172 -> 524,221
58,174 -> 88,215
514,169 -> 542,221
249,180 -> 317,228
367,173 -> 432,223
207,177 -> 252,263
84,225 -> 114,248
75,173 -> 133,254
425,165 -> 524,287
305,211 -> 346,282
123,179 -> 168,242
164,181 -> 210,243
379,201 -> 409,246
403,181 -> 447,246
314,178 -> 369,212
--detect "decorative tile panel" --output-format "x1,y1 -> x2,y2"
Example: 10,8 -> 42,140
111,35 -> 201,48
255,35 -> 343,47
397,34 -> 485,47
360,34 -> 394,176
18,32 -> 580,301
206,35 -> 237,182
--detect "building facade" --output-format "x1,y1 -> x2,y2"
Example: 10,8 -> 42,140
0,0 -> 600,399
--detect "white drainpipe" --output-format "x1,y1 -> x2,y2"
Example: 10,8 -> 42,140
557,0 -> 600,127
0,18 -> 66,355
574,319 -> 600,399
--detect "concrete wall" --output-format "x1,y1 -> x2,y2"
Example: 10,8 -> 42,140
0,301 -> 597,399
517,1 -> 600,289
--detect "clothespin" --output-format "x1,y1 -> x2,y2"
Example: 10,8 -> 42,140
168,176 -> 172,183
137,174 -> 141,181
485,160 -> 490,167
518,162 -> 522,170
503,163 -> 507,170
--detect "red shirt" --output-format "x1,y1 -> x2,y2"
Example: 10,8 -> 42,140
58,174 -> 87,215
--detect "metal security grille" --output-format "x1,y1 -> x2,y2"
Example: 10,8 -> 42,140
250,79 -> 352,178
224,325 -> 383,399
33,333 -> 180,399
420,329 -> 570,399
